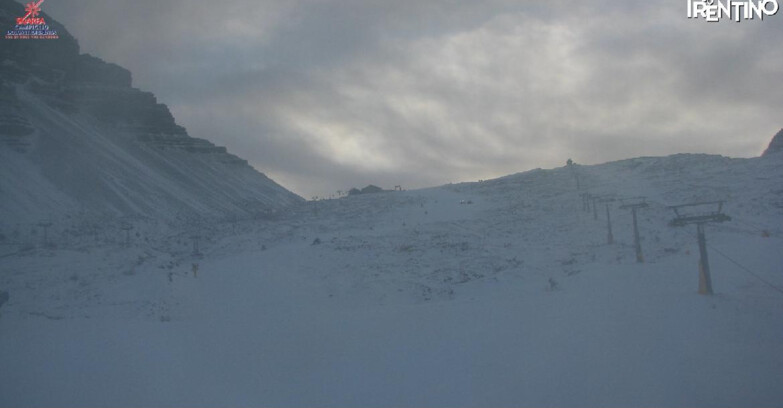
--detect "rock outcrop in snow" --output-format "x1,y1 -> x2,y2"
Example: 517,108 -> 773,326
762,128 -> 783,156
0,0 -> 303,223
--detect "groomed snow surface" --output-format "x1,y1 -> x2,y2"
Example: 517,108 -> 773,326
1,155 -> 782,407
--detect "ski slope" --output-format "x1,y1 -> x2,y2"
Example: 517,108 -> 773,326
1,153 -> 782,407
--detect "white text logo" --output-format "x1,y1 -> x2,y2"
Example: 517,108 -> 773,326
687,0 -> 779,21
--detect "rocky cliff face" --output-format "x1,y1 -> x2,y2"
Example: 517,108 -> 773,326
0,0 -> 303,223
762,129 -> 783,157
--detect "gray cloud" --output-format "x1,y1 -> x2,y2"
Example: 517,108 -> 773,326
38,0 -> 783,197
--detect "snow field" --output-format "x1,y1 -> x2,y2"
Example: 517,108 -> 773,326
1,154 -> 782,407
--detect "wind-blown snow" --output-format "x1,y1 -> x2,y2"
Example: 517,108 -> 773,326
1,153 -> 782,407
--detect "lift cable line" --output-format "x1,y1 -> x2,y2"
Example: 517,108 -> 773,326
728,217 -> 778,238
705,243 -> 783,297
668,201 -> 731,295
683,227 -> 783,297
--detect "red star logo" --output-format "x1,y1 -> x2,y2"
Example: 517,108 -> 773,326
22,0 -> 45,20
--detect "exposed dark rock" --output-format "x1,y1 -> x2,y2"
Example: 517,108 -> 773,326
348,185 -> 388,196
0,83 -> 34,151
762,129 -> 783,157
67,54 -> 132,87
361,185 -> 385,194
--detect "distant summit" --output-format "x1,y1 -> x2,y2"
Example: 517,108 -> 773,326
0,0 -> 303,222
762,128 -> 783,156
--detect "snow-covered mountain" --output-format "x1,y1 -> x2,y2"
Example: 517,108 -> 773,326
0,0 -> 303,224
2,2 -> 783,406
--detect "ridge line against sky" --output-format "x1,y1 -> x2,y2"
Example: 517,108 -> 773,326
35,0 -> 783,198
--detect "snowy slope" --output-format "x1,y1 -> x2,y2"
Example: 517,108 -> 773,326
1,152 -> 782,407
0,84 -> 302,222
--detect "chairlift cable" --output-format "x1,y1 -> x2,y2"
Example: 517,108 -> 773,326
707,243 -> 783,297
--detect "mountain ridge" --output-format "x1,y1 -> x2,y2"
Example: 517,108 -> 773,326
762,128 -> 783,156
0,0 -> 303,224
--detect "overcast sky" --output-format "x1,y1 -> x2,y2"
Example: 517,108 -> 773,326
39,0 -> 783,198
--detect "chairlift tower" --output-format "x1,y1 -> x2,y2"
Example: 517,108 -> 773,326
669,201 -> 731,295
620,198 -> 649,263
597,197 -> 616,244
